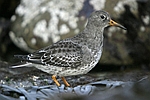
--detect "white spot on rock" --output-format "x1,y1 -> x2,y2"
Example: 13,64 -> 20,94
74,29 -> 80,34
89,0 -> 106,10
59,24 -> 70,35
140,26 -> 145,32
11,15 -> 16,21
142,15 -> 150,25
114,0 -> 138,17
69,17 -> 78,29
31,38 -> 36,45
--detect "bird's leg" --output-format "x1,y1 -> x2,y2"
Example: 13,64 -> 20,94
52,75 -> 60,86
61,77 -> 70,87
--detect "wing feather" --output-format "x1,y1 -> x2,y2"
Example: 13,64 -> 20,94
28,40 -> 82,67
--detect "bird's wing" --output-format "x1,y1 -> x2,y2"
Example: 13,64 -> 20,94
26,40 -> 83,67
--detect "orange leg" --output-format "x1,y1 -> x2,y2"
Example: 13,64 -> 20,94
52,75 -> 60,86
61,77 -> 70,87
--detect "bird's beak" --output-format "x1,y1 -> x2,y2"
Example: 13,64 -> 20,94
109,19 -> 126,30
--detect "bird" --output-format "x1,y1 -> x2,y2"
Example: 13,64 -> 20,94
11,10 -> 126,87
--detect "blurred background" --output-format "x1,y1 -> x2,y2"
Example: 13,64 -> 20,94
0,0 -> 150,70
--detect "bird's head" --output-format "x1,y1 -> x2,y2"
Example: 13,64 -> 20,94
88,10 -> 126,30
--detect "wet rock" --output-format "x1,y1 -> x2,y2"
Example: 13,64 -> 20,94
1,77 -> 150,100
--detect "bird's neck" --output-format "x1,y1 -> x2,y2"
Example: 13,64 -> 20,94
83,26 -> 104,39
73,26 -> 104,50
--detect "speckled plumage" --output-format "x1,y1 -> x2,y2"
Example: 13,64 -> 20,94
12,10 -> 126,86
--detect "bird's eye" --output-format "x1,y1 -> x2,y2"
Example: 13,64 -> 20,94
100,15 -> 106,20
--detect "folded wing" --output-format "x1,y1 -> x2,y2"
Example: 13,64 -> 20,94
15,40 -> 83,68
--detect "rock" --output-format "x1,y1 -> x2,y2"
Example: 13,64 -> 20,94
1,73 -> 150,100
9,0 -> 86,52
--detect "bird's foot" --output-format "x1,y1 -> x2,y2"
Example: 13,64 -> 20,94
61,77 -> 70,87
52,75 -> 60,86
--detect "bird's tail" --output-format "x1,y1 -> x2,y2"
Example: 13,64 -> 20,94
14,55 -> 29,60
10,55 -> 32,68
11,62 -> 33,68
